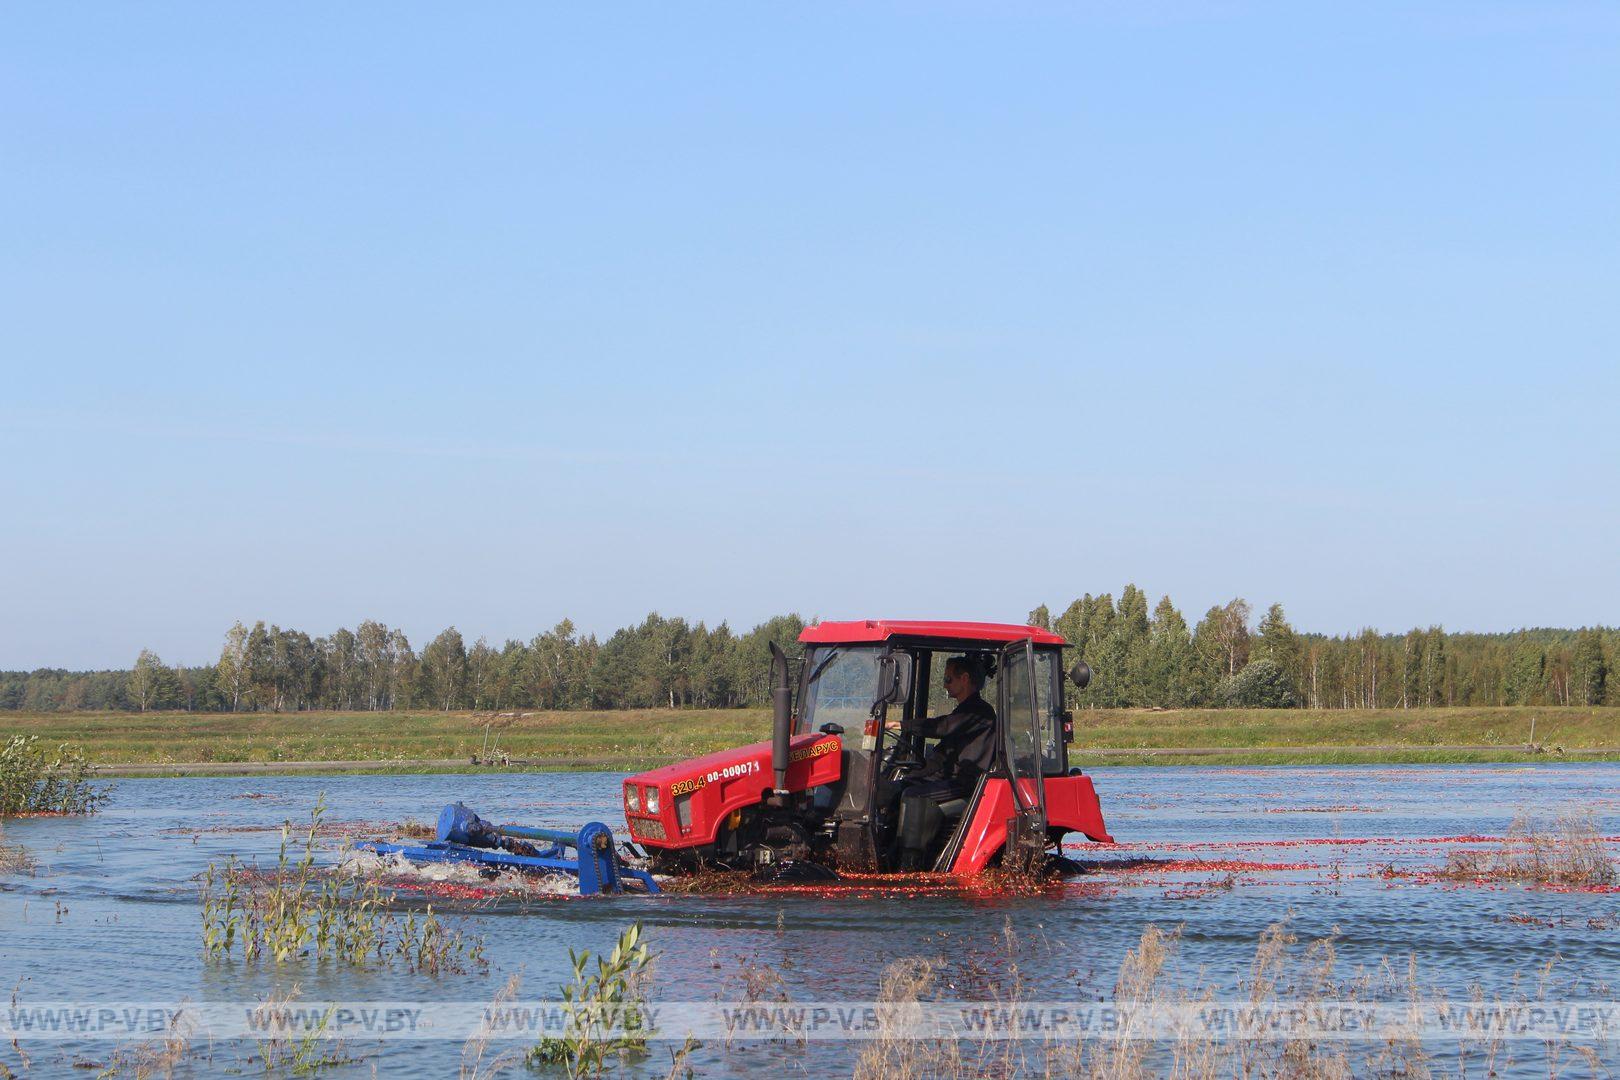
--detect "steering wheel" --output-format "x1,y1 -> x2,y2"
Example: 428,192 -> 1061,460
879,726 -> 927,777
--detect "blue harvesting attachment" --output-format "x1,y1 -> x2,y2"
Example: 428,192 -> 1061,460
357,802 -> 659,895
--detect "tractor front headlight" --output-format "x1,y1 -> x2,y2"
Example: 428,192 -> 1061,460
646,788 -> 660,815
625,785 -> 640,813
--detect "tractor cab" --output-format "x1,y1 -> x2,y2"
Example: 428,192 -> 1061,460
623,620 -> 1112,878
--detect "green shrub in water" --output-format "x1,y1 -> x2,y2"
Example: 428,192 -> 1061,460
0,736 -> 104,815
526,923 -> 654,1077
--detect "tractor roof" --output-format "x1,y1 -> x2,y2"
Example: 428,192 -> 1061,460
799,620 -> 1066,647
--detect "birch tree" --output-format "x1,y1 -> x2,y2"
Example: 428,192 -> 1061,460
217,622 -> 250,711
129,649 -> 164,712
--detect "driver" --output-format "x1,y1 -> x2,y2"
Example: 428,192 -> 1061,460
878,655 -> 998,868
905,656 -> 997,795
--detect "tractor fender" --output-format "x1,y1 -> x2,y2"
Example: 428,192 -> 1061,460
948,774 -> 1112,876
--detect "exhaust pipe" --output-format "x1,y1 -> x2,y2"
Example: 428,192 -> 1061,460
770,641 -> 792,793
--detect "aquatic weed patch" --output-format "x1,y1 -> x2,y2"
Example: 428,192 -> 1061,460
0,736 -> 103,816
199,796 -> 486,973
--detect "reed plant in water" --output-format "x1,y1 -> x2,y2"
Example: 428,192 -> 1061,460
199,794 -> 484,973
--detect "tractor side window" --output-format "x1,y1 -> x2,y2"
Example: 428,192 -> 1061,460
1005,646 -> 1038,779
797,647 -> 883,735
1034,649 -> 1065,775
924,656 -> 998,718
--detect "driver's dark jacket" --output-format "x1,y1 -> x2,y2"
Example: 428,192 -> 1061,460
910,692 -> 997,793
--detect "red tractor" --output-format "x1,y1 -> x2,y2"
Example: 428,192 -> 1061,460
622,620 -> 1112,879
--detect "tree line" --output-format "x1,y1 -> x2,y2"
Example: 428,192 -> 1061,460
1,590 -> 1613,712
1026,591 -> 1612,710
1,614 -> 806,714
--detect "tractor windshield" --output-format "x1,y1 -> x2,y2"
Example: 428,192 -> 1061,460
796,646 -> 884,735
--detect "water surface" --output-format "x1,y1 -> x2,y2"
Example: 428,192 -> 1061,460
3,764 -> 1617,1076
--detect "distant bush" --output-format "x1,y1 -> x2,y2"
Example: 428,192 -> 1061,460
0,736 -> 104,815
1218,659 -> 1298,709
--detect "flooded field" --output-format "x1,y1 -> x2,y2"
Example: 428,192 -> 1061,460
3,764 -> 1618,1077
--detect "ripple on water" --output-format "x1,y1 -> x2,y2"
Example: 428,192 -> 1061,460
0,764 -> 1616,1076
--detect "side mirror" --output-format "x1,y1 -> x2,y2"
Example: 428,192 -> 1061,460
819,722 -> 845,736
875,653 -> 913,706
1068,660 -> 1092,690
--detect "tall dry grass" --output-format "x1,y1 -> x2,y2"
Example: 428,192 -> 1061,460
0,824 -> 35,875
852,958 -> 962,1080
459,974 -> 526,1080
88,1011 -> 195,1079
1442,811 -> 1616,886
846,917 -> 1602,1080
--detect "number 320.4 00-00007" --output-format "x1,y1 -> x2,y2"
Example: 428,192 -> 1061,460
668,759 -> 759,797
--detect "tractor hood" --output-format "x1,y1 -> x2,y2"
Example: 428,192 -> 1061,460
622,733 -> 842,849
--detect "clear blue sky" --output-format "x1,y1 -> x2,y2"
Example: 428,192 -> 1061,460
3,3 -> 1617,669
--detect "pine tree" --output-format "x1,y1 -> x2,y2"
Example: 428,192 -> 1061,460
1145,596 -> 1195,706
1252,603 -> 1301,705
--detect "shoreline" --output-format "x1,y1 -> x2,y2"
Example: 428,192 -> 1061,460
9,704 -> 1612,778
84,743 -> 1620,778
